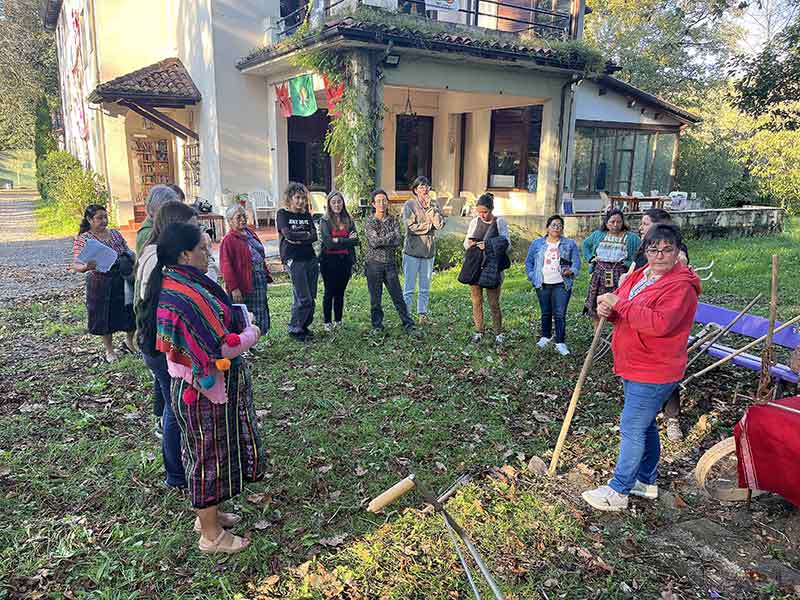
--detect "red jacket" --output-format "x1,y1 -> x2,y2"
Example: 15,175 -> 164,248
609,263 -> 701,384
219,228 -> 266,295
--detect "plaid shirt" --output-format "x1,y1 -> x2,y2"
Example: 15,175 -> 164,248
364,214 -> 402,264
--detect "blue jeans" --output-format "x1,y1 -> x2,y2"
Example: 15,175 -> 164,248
535,283 -> 571,343
143,352 -> 186,488
609,379 -> 678,495
402,254 -> 434,315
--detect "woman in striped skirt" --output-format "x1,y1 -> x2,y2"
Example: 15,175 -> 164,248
138,222 -> 265,554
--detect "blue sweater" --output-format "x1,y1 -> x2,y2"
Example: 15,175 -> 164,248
525,236 -> 582,291
581,229 -> 641,273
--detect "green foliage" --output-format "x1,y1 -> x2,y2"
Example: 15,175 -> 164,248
733,19 -> 800,129
37,150 -> 80,202
34,95 -> 57,192
0,0 -> 59,150
35,150 -> 109,235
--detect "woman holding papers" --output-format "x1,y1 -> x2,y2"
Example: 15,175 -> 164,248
72,204 -> 136,363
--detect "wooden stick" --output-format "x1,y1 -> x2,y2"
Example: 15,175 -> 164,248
548,317 -> 606,476
756,255 -> 779,404
684,293 -> 763,370
681,314 -> 800,389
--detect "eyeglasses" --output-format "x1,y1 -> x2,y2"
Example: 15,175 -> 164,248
645,246 -> 676,258
548,222 -> 563,229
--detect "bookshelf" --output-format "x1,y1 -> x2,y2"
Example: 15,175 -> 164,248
132,138 -> 173,212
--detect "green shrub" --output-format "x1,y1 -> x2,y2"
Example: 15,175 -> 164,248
52,167 -> 109,222
34,96 -> 57,195
38,150 -> 80,202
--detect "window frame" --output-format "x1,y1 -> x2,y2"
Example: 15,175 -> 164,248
487,105 -> 543,192
571,121 -> 680,198
395,115 -> 434,191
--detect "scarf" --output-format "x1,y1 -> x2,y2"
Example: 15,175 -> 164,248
156,265 -> 239,378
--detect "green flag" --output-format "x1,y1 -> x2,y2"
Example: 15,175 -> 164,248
289,75 -> 318,117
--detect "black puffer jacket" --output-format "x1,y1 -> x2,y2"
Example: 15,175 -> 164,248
478,237 -> 510,289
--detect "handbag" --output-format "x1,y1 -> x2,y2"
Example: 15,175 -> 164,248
458,246 -> 484,285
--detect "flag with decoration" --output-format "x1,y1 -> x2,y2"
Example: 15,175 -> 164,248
323,75 -> 345,118
289,74 -> 318,117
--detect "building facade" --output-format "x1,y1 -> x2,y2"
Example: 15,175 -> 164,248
45,0 -> 698,229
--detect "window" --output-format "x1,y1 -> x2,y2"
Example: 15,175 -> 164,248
488,105 -> 543,190
571,125 -> 678,196
496,0 -> 536,32
280,0 -> 307,35
395,115 -> 433,190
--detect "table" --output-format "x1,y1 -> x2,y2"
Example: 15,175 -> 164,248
608,195 -> 669,212
197,213 -> 226,241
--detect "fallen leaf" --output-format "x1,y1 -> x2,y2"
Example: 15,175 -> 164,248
318,533 -> 347,547
318,465 -> 333,474
254,520 -> 271,530
330,490 -> 341,500
355,466 -> 368,476
532,411 -> 551,423
434,461 -> 447,474
527,455 -> 547,476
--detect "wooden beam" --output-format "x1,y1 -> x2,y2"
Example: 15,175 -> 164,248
119,101 -> 199,141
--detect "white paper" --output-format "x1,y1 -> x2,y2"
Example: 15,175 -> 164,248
426,0 -> 459,11
233,303 -> 252,328
78,238 -> 118,273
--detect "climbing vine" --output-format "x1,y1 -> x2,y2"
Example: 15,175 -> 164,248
290,47 -> 385,206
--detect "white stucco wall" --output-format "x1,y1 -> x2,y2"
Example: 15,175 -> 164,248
574,81 -> 681,127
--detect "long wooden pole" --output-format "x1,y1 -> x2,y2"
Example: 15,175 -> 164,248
756,255 -> 779,404
548,317 -> 606,476
681,314 -> 800,389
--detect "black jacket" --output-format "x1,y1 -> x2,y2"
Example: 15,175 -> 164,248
478,237 -> 510,289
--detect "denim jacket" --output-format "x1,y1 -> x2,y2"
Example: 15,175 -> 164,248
525,236 -> 581,291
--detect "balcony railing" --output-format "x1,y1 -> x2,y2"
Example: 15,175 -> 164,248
274,0 -> 574,43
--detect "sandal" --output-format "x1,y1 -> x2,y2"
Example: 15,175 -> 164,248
194,512 -> 241,533
198,529 -> 250,555
120,340 -> 137,355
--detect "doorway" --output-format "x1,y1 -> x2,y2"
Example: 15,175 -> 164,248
288,110 -> 332,192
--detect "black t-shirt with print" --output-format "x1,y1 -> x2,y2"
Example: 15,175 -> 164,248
276,208 -> 317,262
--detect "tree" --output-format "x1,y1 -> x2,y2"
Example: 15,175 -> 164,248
0,0 -> 60,150
584,0 -> 746,105
733,15 -> 800,128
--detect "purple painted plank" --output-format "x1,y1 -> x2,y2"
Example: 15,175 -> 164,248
694,302 -> 800,349
701,343 -> 799,383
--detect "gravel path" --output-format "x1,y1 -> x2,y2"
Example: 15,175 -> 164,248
0,192 -> 82,303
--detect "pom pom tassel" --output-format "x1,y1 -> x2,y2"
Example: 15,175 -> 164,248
182,386 -> 199,405
225,333 -> 241,347
215,358 -> 231,371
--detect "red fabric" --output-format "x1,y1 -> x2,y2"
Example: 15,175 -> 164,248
609,263 -> 701,383
219,228 -> 262,295
276,82 -> 292,118
735,396 -> 800,508
324,226 -> 350,255
323,75 -> 345,118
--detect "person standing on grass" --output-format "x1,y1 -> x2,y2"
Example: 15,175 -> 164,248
582,224 -> 700,512
402,175 -> 445,324
622,208 -> 690,441
136,185 -> 179,256
139,222 -> 265,554
462,193 -> 510,345
365,189 -> 417,335
71,204 -> 136,363
276,182 -> 319,342
220,205 -> 272,336
525,214 -> 581,356
582,208 -> 640,326
319,191 -> 358,331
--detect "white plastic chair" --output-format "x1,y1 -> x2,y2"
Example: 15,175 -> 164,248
250,190 -> 277,225
668,191 -> 688,210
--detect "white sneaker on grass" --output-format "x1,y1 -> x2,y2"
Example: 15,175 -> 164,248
471,332 -> 483,343
495,334 -> 505,345
324,323 -> 334,332
581,485 -> 628,512
630,480 -> 659,500
536,337 -> 551,349
555,343 -> 570,356
666,418 -> 683,441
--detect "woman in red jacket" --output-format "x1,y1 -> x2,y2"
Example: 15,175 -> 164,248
582,224 -> 700,512
220,205 -> 271,334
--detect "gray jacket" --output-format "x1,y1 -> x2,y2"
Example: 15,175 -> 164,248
402,198 -> 446,259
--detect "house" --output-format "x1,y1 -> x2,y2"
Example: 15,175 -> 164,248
44,0 -> 699,231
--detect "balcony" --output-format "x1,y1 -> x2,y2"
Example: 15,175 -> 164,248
273,0 -> 577,44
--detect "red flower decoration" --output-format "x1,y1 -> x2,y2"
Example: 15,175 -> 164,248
183,387 -> 199,405
225,333 -> 241,347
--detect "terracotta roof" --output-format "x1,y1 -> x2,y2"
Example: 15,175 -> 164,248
238,15 -> 612,74
88,58 -> 201,107
598,76 -> 701,125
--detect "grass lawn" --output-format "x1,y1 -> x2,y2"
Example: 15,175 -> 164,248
1,223 -> 799,599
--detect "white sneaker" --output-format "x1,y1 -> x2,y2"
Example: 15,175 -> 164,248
666,418 -> 683,441
495,334 -> 505,345
581,485 -> 628,512
334,321 -> 343,329
555,343 -> 570,356
630,480 -> 658,500
324,322 -> 333,332
471,332 -> 483,343
536,337 -> 551,349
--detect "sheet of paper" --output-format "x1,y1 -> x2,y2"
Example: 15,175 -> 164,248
78,238 -> 118,273
232,303 -> 252,328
